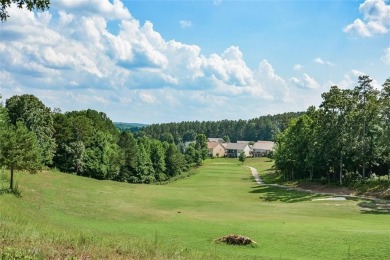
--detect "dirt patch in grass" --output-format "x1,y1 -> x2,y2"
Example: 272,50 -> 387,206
215,234 -> 258,246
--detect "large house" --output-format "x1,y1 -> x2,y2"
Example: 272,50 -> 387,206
225,143 -> 251,158
252,141 -> 275,157
208,142 -> 226,158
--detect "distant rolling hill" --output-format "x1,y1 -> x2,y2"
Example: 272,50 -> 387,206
114,122 -> 148,132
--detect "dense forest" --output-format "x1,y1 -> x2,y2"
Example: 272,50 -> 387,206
1,94 -> 300,188
0,95 -> 205,187
138,112 -> 303,143
1,75 -> 387,188
274,76 -> 390,184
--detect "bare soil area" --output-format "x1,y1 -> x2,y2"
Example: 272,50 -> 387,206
295,183 -> 354,196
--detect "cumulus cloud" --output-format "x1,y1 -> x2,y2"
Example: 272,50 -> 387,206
382,47 -> 390,65
344,0 -> 390,37
330,69 -> 381,89
55,0 -> 131,20
0,0 -> 323,122
254,60 -> 290,102
293,64 -> 303,71
179,20 -> 192,29
290,73 -> 320,89
313,57 -> 335,66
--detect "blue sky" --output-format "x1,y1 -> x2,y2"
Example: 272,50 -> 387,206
0,0 -> 389,123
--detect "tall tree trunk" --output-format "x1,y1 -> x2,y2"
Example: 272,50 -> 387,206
310,165 -> 313,181
388,165 -> 389,182
10,166 -> 14,190
362,161 -> 366,180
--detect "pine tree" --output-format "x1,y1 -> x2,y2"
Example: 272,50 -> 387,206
0,122 -> 42,190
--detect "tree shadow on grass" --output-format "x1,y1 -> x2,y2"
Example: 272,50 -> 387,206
358,201 -> 390,215
0,188 -> 22,197
361,210 -> 390,215
249,185 -> 323,203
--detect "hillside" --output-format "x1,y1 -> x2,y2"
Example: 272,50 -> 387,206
114,122 -> 148,132
139,112 -> 304,142
1,158 -> 389,259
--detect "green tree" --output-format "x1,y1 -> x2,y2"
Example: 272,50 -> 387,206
150,140 -> 167,182
320,86 -> 356,184
64,140 -> 85,175
185,143 -> 201,165
195,134 -> 208,161
52,109 -> 121,180
274,75 -> 387,184
354,75 -> 380,179
379,78 -> 390,180
6,94 -> 56,166
0,94 -> 7,130
183,130 -> 196,142
0,121 -> 42,189
239,151 -> 246,164
1,0 -> 50,21
134,143 -> 155,183
165,143 -> 186,177
83,131 -> 121,180
116,131 -> 138,182
161,132 -> 175,144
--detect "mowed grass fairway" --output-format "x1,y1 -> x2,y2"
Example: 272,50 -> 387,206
1,158 -> 389,259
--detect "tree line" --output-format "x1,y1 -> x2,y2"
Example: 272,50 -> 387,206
0,94 -> 210,189
138,112 -> 303,144
274,76 -> 390,184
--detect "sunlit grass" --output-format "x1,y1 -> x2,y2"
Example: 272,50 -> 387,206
1,158 -> 389,259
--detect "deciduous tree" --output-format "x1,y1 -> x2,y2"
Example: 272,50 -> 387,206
6,94 -> 56,166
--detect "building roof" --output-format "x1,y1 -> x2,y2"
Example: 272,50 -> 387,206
208,137 -> 224,143
208,142 -> 225,149
237,140 -> 250,144
225,143 -> 249,150
252,141 -> 275,151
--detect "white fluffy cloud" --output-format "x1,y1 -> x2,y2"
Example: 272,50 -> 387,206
290,73 -> 321,89
344,0 -> 390,37
293,64 -> 303,71
0,0 -> 329,122
55,0 -> 131,20
330,69 -> 381,90
382,47 -> 390,65
313,57 -> 335,66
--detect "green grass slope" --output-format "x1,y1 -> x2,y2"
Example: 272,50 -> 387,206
1,158 -> 389,259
